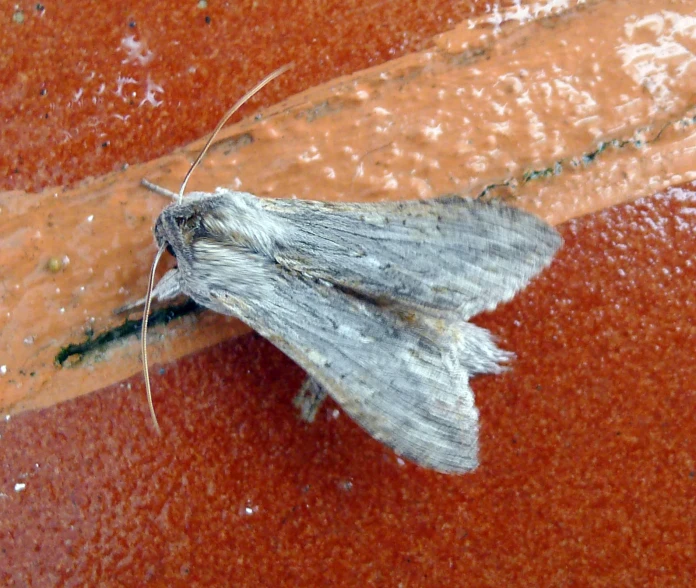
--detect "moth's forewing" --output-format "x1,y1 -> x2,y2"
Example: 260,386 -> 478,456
260,194 -> 561,319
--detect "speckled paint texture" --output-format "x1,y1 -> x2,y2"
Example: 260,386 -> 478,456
1,0 -> 695,585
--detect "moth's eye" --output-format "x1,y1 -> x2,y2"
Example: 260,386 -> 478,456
166,244 -> 176,258
176,214 -> 197,232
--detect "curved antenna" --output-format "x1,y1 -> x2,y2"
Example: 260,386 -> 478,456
177,62 -> 294,203
142,243 -> 167,435
142,63 -> 293,433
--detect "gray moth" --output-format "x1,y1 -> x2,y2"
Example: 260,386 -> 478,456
140,186 -> 561,473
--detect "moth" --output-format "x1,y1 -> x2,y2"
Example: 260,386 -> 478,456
130,66 -> 562,474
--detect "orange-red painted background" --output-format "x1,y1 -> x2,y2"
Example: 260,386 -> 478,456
2,1 -> 695,585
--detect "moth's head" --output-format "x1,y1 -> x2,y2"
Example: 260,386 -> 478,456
153,193 -> 235,264
153,201 -> 203,259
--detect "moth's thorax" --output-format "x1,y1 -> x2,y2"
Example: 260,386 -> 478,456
154,190 -> 284,258
152,190 -> 285,305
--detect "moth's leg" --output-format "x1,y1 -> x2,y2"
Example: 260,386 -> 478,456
114,268 -> 183,314
292,377 -> 329,423
141,179 -> 179,201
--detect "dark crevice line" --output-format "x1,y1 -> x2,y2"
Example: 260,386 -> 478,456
476,110 -> 696,200
55,300 -> 200,367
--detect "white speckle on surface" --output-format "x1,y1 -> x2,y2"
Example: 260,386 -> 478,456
140,77 -> 164,107
59,308 -> 65,314
23,336 -> 34,345
331,409 -> 340,419
396,457 -> 406,467
14,483 -> 26,492
339,480 -> 354,491
468,154 -> 490,173
87,215 -> 94,222
114,75 -> 138,98
0,365 -> 6,375
382,172 -> 399,190
120,35 -> 154,66
423,123 -> 443,140
491,101 -> 508,117
298,146 -> 321,163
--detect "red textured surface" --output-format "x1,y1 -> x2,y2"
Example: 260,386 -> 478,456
2,1 -> 696,585
0,0 -> 480,193
2,191 -> 696,584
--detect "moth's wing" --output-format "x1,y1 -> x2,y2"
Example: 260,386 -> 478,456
212,272 -> 512,473
261,195 -> 561,319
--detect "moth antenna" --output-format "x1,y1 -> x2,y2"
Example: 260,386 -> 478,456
177,62 -> 294,203
142,243 -> 167,435
141,64 -> 292,433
